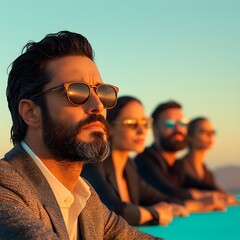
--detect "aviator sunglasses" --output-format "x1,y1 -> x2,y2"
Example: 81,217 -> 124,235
30,82 -> 119,109
114,118 -> 153,130
164,118 -> 189,129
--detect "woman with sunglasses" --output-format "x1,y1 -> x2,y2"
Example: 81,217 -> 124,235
82,96 -> 188,226
178,117 -> 238,205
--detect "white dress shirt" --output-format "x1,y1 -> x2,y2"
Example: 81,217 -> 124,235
21,141 -> 91,240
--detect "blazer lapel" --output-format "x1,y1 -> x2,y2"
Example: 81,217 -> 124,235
104,156 -> 139,204
104,157 -> 120,196
124,159 -> 139,203
5,145 -> 69,240
78,211 -> 99,240
43,205 -> 68,239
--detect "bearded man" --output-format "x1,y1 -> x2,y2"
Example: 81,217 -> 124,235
135,101 -> 226,212
0,31 -> 159,240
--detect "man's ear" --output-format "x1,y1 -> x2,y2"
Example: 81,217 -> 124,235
19,99 -> 41,127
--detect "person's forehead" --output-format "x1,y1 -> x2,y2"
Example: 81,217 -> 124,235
45,55 -> 103,87
117,101 -> 146,119
196,120 -> 213,130
159,108 -> 184,121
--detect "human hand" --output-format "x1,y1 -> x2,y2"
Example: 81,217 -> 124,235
152,202 -> 173,226
185,193 -> 226,213
203,191 -> 240,206
170,203 -> 189,217
199,194 -> 226,212
223,193 -> 240,206
189,189 -> 217,200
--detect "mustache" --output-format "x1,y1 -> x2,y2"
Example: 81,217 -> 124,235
77,114 -> 108,132
169,131 -> 185,139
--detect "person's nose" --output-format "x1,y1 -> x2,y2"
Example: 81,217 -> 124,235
136,124 -> 147,134
173,122 -> 186,134
174,123 -> 182,131
84,88 -> 105,114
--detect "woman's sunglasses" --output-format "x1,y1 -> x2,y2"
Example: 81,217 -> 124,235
30,82 -> 119,109
114,118 -> 153,130
199,129 -> 217,136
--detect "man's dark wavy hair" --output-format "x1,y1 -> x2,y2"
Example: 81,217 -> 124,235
7,31 -> 94,144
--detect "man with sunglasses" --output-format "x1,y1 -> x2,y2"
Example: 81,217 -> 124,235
0,31 -> 160,239
135,101 -> 226,212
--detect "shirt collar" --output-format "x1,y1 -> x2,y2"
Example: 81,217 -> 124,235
21,141 -> 91,207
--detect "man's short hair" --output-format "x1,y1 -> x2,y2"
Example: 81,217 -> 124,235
151,100 -> 182,126
7,31 -> 94,144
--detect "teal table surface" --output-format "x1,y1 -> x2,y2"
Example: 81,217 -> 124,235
138,198 -> 240,240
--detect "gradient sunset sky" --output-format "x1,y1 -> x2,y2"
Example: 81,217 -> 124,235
0,0 -> 239,169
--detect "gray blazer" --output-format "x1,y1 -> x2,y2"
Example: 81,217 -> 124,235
0,145 -> 161,240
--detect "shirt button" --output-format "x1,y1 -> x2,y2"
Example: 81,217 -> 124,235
64,196 -> 74,205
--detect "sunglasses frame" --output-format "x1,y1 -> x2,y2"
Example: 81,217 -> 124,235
198,129 -> 217,136
30,82 -> 119,109
114,117 -> 153,130
164,118 -> 189,129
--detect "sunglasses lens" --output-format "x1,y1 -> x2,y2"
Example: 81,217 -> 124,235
140,119 -> 151,129
122,118 -> 152,130
199,129 -> 216,135
68,83 -> 90,105
97,85 -> 117,109
165,119 -> 188,129
165,120 -> 175,129
122,119 -> 138,129
127,123 -> 138,129
179,120 -> 188,127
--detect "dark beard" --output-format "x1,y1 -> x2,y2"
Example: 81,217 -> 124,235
42,108 -> 110,163
160,132 -> 187,152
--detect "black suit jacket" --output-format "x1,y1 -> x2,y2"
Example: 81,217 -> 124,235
175,157 -> 220,191
135,145 -> 193,201
82,156 -> 176,226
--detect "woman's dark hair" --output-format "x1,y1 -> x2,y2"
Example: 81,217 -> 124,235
187,117 -> 208,136
7,31 -> 94,144
107,96 -> 142,125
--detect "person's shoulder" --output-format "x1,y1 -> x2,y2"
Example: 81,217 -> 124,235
0,147 -> 22,178
135,146 -> 153,160
134,145 -> 160,165
174,158 -> 184,168
0,158 -> 15,177
203,163 -> 211,171
3,144 -> 25,161
82,156 -> 111,175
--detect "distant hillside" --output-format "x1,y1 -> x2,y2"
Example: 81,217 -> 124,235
213,165 -> 240,194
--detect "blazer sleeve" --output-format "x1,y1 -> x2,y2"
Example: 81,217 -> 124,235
82,184 -> 162,240
0,186 -> 60,240
82,162 -> 143,226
